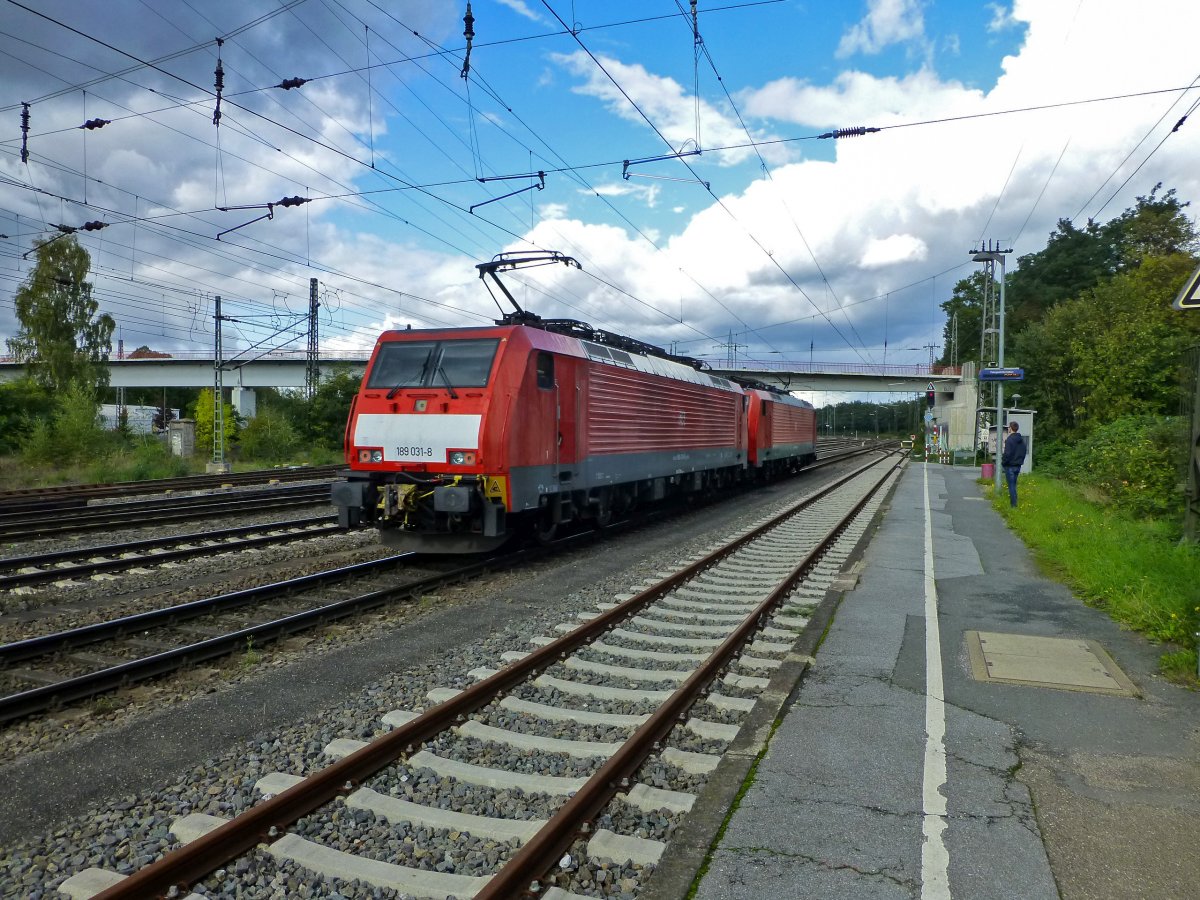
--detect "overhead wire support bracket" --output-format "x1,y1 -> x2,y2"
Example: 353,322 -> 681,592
469,171 -> 545,214
215,195 -> 310,240
622,148 -> 707,189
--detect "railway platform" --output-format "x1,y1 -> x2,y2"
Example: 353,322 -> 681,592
652,461 -> 1200,900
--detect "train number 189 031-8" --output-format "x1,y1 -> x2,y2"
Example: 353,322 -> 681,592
395,446 -> 435,458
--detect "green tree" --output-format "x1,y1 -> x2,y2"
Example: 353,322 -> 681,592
1006,217 -> 1110,330
21,381 -> 117,465
6,236 -> 115,393
1069,255 -> 1200,428
937,271 -> 989,368
1103,184 -> 1198,266
1009,254 -> 1200,440
306,369 -> 361,449
1006,186 -> 1197,331
192,388 -> 239,459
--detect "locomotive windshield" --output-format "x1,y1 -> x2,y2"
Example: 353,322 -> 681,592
367,339 -> 500,395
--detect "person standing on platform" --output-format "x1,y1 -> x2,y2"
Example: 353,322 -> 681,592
1001,421 -> 1027,507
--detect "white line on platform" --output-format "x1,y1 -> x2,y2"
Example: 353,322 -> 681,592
921,463 -> 952,899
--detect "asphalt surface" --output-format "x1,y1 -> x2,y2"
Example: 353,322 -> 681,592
682,463 -> 1200,900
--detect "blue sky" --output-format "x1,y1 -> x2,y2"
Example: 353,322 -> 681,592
1,1 -> 1197,399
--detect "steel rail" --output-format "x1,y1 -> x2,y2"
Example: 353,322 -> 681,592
93,452 -> 898,900
0,550 -> 469,723
0,484 -> 330,527
480,454 -> 903,899
0,464 -> 342,509
0,489 -> 333,541
0,516 -> 340,589
0,551 -> 414,667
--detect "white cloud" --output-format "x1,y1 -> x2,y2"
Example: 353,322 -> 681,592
741,68 -> 982,129
837,0 -> 927,58
861,234 -> 928,267
495,0 -> 545,24
986,3 -> 1018,32
552,51 -> 793,166
537,202 -> 570,219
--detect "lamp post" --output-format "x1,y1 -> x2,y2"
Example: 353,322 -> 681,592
972,247 -> 1011,496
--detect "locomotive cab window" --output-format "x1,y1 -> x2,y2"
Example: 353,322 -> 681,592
367,339 -> 500,393
536,352 -> 554,389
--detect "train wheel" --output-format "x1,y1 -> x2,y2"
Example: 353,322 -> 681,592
535,516 -> 558,544
592,489 -> 613,528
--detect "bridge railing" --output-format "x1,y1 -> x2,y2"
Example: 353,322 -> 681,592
729,358 -> 962,377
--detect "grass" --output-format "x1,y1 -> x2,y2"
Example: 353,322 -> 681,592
239,637 -> 263,670
986,474 -> 1199,683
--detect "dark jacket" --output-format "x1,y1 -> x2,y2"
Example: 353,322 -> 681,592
1002,431 -> 1027,468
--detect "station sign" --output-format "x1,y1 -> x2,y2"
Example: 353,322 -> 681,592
979,367 -> 1024,382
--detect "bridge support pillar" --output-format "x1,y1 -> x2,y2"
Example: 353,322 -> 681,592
232,387 -> 257,420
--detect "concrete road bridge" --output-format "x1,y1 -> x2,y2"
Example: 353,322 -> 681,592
0,351 -> 962,394
0,352 -> 979,450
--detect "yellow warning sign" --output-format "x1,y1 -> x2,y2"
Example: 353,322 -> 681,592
1173,263 -> 1200,311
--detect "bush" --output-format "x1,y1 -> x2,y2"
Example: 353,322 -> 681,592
1029,438 -> 1072,475
0,378 -> 52,453
1058,415 -> 1187,518
126,436 -> 191,480
238,408 -> 301,463
21,382 -> 118,466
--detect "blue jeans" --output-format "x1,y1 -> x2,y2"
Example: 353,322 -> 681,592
1003,466 -> 1021,507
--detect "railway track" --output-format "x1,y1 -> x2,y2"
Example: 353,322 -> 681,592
0,464 -> 342,512
0,515 -> 341,591
0,549 -> 509,723
0,483 -> 335,542
66,450 -> 902,900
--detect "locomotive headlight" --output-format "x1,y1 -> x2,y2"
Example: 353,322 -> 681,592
357,448 -> 384,463
371,450 -> 383,462
449,451 -> 466,465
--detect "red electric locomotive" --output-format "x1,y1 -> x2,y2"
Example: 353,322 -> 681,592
333,253 -> 749,552
333,252 -> 820,552
745,387 -> 817,475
